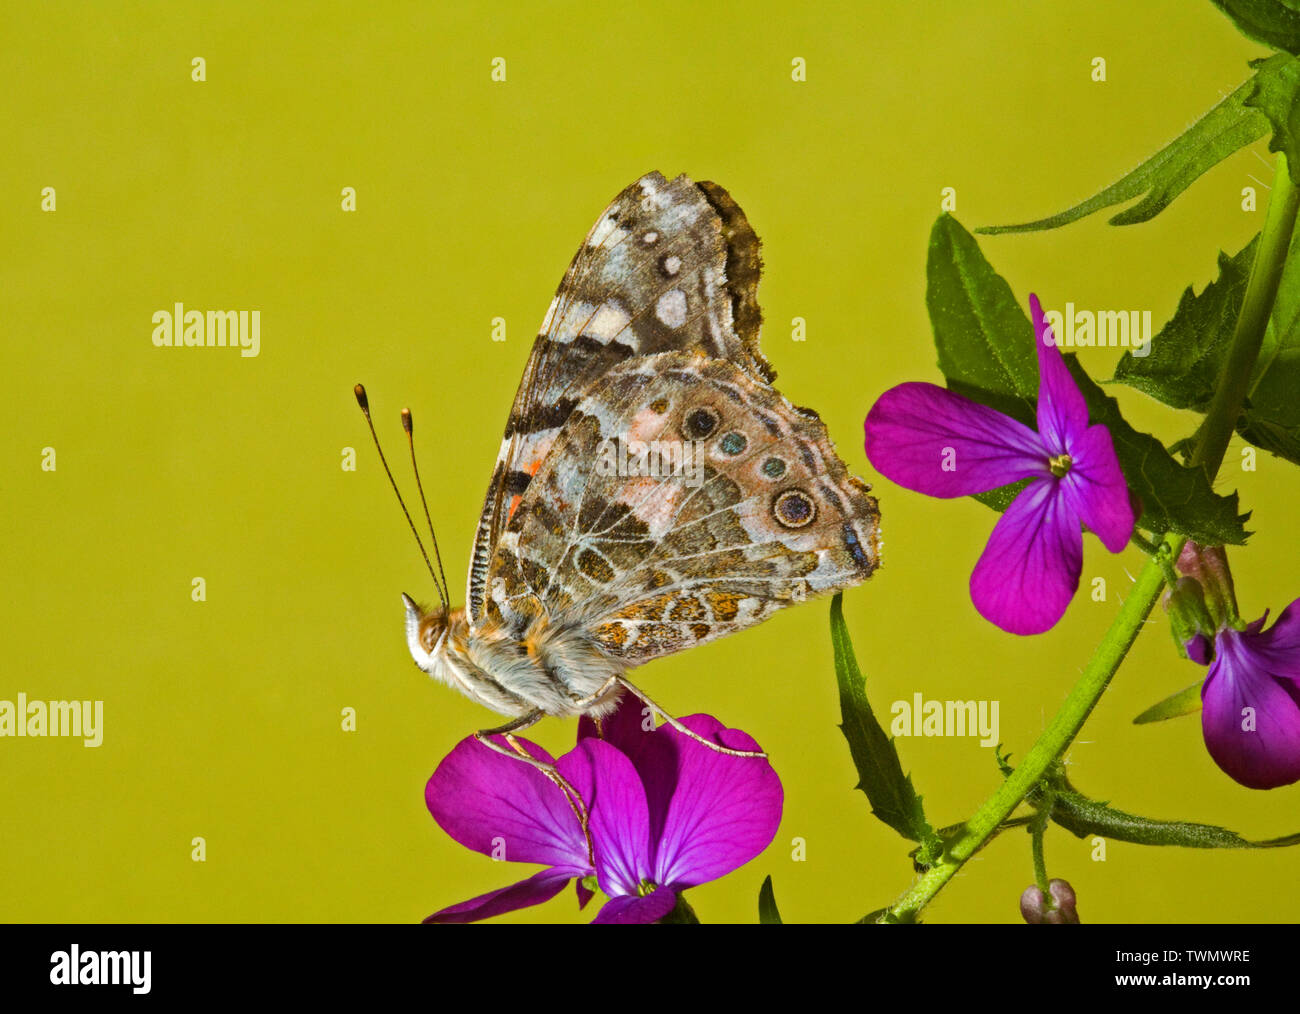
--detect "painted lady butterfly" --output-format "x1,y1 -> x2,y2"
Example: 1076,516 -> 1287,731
358,171 -> 881,767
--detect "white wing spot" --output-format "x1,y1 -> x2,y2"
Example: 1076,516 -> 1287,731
582,301 -> 633,343
588,215 -> 627,249
642,230 -> 659,244
551,299 -> 597,342
655,289 -> 688,328
662,255 -> 682,276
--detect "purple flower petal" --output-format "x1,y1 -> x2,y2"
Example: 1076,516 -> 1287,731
1246,599 -> 1300,681
423,867 -> 578,924
1030,294 -> 1089,454
559,739 -> 652,897
969,478 -> 1082,635
1201,628 -> 1300,789
591,888 -> 678,925
575,878 -> 594,911
865,382 -> 1047,497
425,736 -> 590,870
1186,633 -> 1214,666
1060,424 -> 1135,552
643,717 -> 783,889
577,692 -> 656,756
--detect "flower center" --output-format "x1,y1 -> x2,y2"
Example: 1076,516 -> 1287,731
636,879 -> 658,897
1048,453 -> 1073,478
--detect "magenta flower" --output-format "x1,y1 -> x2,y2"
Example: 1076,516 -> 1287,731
423,698 -> 783,923
1193,599 -> 1300,790
864,294 -> 1135,634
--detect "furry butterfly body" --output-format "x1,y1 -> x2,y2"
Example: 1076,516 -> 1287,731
398,172 -> 882,723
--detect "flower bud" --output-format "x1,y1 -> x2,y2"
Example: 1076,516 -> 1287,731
1019,879 -> 1080,924
1176,542 -> 1238,629
1163,577 -> 1216,662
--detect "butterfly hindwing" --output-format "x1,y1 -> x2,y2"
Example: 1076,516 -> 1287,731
481,351 -> 881,662
466,172 -> 775,624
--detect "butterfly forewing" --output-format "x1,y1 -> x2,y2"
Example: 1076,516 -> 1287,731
467,172 -> 775,624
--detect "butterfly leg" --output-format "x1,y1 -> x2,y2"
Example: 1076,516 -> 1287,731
614,677 -> 768,759
560,674 -> 634,739
474,712 -> 595,867
568,674 -> 622,711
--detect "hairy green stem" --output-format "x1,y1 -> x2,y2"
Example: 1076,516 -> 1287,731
1193,151 -> 1299,478
881,153 -> 1299,924
885,547 -> 1172,922
1029,789 -> 1055,895
1129,530 -> 1162,556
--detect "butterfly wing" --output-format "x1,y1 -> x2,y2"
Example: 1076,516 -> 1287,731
467,172 -> 775,624
482,351 -> 881,661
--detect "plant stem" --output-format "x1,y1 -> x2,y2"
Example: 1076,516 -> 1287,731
885,545 -> 1172,922
880,152 -> 1300,924
1030,790 -> 1055,895
1129,530 -> 1162,555
1192,151 -> 1299,478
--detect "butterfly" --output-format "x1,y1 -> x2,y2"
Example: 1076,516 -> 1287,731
356,172 -> 881,820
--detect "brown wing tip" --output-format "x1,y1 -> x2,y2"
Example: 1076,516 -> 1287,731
695,179 -> 773,384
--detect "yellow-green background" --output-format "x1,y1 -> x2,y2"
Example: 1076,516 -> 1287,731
4,1 -> 1297,923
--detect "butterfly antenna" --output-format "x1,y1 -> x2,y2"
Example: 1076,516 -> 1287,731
401,406 -> 452,610
353,384 -> 447,609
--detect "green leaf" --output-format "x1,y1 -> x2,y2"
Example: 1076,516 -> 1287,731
1213,0 -> 1300,53
1246,52 -> 1300,184
656,891 -> 700,924
1114,236 -> 1259,410
971,477 -> 1033,514
927,214 -> 1037,426
928,214 -> 1037,513
1066,357 -> 1251,544
1167,436 -> 1197,463
978,75 -> 1268,233
1133,680 -> 1205,724
1043,773 -> 1300,848
831,594 -> 941,858
758,876 -> 783,924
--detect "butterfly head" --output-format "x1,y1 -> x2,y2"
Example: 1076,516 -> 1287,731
402,592 -> 457,673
